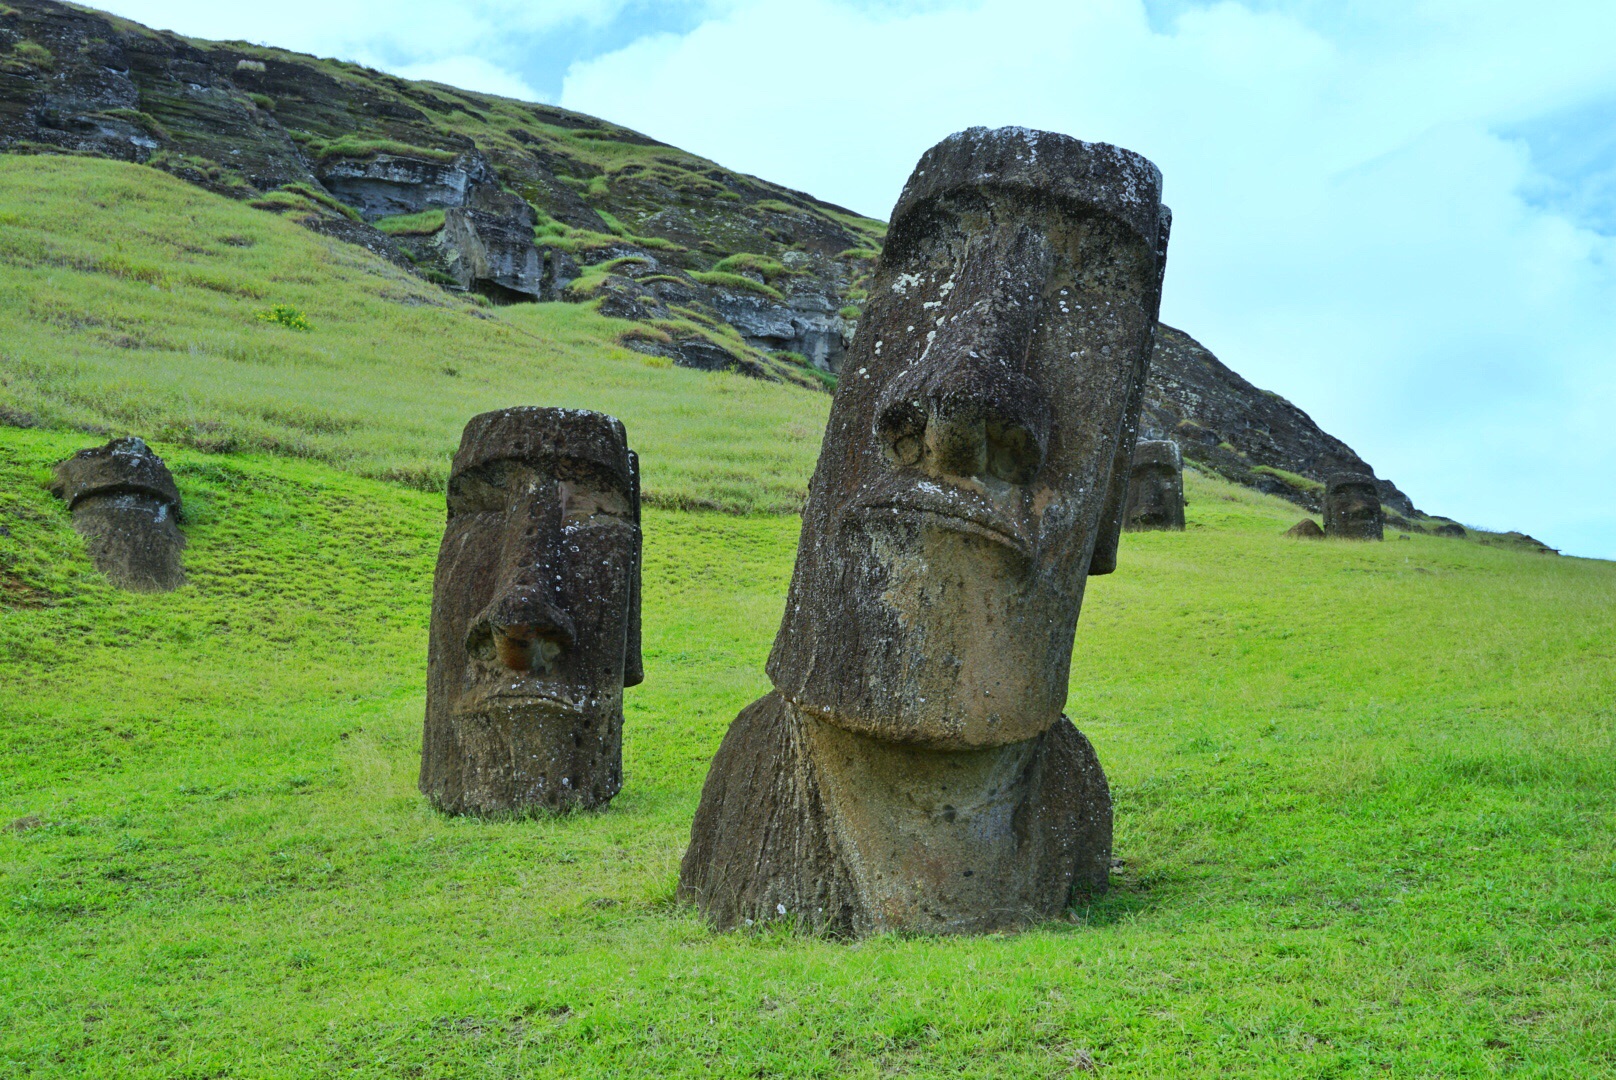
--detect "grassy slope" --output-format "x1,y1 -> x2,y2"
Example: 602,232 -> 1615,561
0,156 -> 829,512
2,421 -> 1613,1078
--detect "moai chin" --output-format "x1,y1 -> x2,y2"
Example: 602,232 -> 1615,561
1323,471 -> 1383,541
50,437 -> 186,592
1123,439 -> 1185,531
680,127 -> 1171,936
420,407 -> 643,816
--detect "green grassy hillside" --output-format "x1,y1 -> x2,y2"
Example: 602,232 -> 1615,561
3,417 -> 1613,1077
0,156 -> 829,512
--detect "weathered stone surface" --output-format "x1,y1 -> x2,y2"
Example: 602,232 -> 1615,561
1124,439 -> 1185,531
681,127 -> 1170,936
50,437 -> 184,591
438,205 -> 544,303
1433,522 -> 1466,538
1323,471 -> 1384,541
1285,518 -> 1325,539
420,407 -> 643,816
315,151 -> 487,222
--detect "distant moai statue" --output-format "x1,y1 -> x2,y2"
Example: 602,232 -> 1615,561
420,407 -> 643,816
679,127 -> 1171,936
50,437 -> 186,592
1123,439 -> 1185,531
1323,471 -> 1384,541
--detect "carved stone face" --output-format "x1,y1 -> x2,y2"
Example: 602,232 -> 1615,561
420,407 -> 642,815
1124,439 -> 1185,531
768,128 -> 1170,749
51,437 -> 185,593
1323,472 -> 1383,541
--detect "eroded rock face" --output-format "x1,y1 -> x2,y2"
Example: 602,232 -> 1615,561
439,205 -> 544,302
680,127 -> 1170,936
1323,471 -> 1383,541
420,408 -> 643,816
1124,439 -> 1184,531
50,437 -> 184,592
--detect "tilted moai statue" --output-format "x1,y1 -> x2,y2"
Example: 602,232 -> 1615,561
679,127 -> 1171,936
420,407 -> 643,816
1323,471 -> 1383,541
1123,439 -> 1185,531
50,437 -> 185,592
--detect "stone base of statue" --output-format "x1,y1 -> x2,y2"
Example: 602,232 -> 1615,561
679,692 -> 1111,936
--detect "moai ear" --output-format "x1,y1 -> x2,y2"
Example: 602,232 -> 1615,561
1087,384 -> 1143,576
1089,205 -> 1171,577
624,449 -> 645,687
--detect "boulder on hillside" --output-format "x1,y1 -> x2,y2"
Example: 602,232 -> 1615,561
1285,518 -> 1325,539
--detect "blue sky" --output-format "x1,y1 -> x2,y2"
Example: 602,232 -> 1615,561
99,0 -> 1616,558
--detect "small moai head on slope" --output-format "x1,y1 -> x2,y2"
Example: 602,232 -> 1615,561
50,437 -> 185,592
1323,471 -> 1383,541
767,127 -> 1172,750
1123,439 -> 1185,531
420,407 -> 642,816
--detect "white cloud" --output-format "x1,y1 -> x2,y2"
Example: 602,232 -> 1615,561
561,0 -> 1616,557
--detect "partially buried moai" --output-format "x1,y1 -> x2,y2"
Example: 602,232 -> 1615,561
50,437 -> 185,592
679,127 -> 1171,935
1323,471 -> 1383,541
420,407 -> 642,816
1123,439 -> 1185,531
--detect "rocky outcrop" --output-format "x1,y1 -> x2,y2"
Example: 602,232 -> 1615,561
315,151 -> 489,221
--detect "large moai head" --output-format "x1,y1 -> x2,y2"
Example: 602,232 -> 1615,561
1123,439 -> 1185,531
1323,471 -> 1383,541
420,407 -> 642,816
50,437 -> 185,592
768,127 -> 1171,749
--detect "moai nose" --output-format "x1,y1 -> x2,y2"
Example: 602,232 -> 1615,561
875,226 -> 1052,485
473,584 -> 576,674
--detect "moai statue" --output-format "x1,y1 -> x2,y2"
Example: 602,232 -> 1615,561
50,437 -> 185,592
1123,439 -> 1185,531
679,127 -> 1171,936
420,407 -> 643,816
1323,471 -> 1383,541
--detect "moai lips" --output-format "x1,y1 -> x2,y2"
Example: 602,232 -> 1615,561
1124,439 -> 1185,531
1324,471 -> 1383,541
680,127 -> 1171,936
419,407 -> 643,816
51,437 -> 185,592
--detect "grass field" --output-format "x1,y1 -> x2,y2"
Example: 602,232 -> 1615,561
3,420 -> 1613,1078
